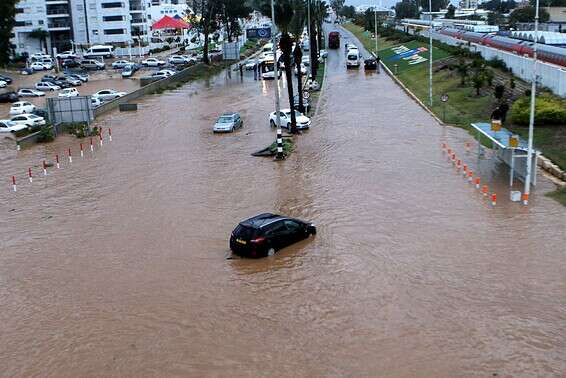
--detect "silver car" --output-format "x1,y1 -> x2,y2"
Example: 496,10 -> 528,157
213,112 -> 243,133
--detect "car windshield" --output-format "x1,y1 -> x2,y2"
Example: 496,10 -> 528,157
348,54 -> 358,59
285,111 -> 303,117
28,115 -> 39,119
218,116 -> 233,123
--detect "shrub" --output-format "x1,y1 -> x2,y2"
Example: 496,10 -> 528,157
494,84 -> 505,100
510,95 -> 566,126
64,122 -> 97,138
487,57 -> 509,72
36,125 -> 55,143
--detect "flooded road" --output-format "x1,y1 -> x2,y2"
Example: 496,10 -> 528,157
1,26 -> 565,376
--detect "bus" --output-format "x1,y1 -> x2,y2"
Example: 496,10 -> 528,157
328,32 -> 340,49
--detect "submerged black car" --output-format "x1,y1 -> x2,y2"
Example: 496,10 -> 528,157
364,58 -> 377,70
230,213 -> 316,258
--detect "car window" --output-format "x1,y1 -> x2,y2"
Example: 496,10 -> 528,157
13,117 -> 23,121
234,224 -> 257,239
265,221 -> 286,236
0,123 -> 6,128
283,220 -> 302,232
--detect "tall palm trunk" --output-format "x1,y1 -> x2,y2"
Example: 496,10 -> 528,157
293,43 -> 304,113
280,33 -> 297,133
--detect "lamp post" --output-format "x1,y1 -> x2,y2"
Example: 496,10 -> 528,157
523,0 -> 539,205
428,0 -> 433,108
374,6 -> 377,56
307,0 -> 313,79
271,0 -> 283,160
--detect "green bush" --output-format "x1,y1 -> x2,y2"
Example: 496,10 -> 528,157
510,95 -> 566,126
36,125 -> 55,143
487,57 -> 509,72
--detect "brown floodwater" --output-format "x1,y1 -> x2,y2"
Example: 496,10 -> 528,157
0,26 -> 565,377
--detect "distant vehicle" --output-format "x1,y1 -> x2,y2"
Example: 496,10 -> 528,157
0,91 -> 19,103
18,88 -> 45,97
35,82 -> 60,91
301,39 -> 310,51
19,68 -> 34,75
319,49 -> 328,59
60,75 -> 82,86
84,45 -> 114,59
62,59 -> 80,68
30,53 -> 51,60
92,89 -> 126,102
0,120 -> 27,133
168,55 -> 189,65
112,60 -> 132,69
90,97 -> 102,108
158,69 -> 175,77
121,63 -> 140,78
364,58 -> 377,70
293,94 -> 310,112
328,31 -> 340,49
81,59 -> 105,70
0,75 -> 13,84
213,112 -> 243,133
269,109 -> 311,130
142,58 -> 166,67
301,56 -> 310,67
56,51 -> 78,60
9,101 -> 36,115
58,88 -> 80,97
262,43 -> 273,53
67,73 -> 89,82
346,49 -> 361,68
10,113 -> 46,128
30,62 -> 50,71
0,81 -> 7,88
229,213 -> 316,258
244,60 -> 257,70
180,55 -> 197,64
41,76 -> 70,88
38,59 -> 54,69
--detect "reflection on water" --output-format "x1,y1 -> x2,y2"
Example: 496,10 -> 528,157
0,26 -> 565,377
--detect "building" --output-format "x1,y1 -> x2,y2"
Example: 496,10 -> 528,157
12,0 -> 73,56
459,0 -> 479,10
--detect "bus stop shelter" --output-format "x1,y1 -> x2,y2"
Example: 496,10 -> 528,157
471,122 -> 538,187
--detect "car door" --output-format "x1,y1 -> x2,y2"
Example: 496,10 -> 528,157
264,221 -> 288,250
283,220 -> 306,245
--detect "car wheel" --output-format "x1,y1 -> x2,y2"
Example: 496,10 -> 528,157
270,120 -> 275,128
287,123 -> 291,129
267,247 -> 275,257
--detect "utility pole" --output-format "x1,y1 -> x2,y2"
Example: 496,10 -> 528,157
374,6 -> 377,56
428,0 -> 433,107
524,0 -> 539,205
271,0 -> 283,160
307,0 -> 313,79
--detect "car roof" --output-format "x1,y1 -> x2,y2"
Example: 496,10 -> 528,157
240,213 -> 290,228
220,112 -> 238,117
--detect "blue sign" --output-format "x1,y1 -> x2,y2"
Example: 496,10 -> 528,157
247,28 -> 271,39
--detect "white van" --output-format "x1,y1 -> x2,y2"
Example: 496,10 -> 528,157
346,48 -> 360,68
84,45 -> 115,59
262,43 -> 273,53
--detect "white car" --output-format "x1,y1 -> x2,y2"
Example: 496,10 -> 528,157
346,49 -> 361,68
0,80 -> 6,88
9,101 -> 36,115
30,62 -> 50,71
11,114 -> 46,128
91,97 -> 102,108
319,49 -> 328,59
30,53 -> 50,60
158,69 -> 175,77
112,60 -> 132,69
0,120 -> 28,133
181,55 -> 197,64
301,56 -> 310,66
262,70 -> 282,80
38,60 -> 54,70
18,88 -> 45,97
168,55 -> 188,64
92,89 -> 127,102
269,109 -> 311,130
58,88 -> 80,97
142,58 -> 166,67
56,51 -> 78,60
35,81 -> 60,91
244,60 -> 257,70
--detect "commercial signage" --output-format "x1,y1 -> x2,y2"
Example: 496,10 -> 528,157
246,28 -> 271,39
387,45 -> 428,65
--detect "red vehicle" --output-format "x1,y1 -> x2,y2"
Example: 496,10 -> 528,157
328,31 -> 340,49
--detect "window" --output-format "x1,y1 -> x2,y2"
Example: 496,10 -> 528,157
266,221 -> 286,236
77,4 -> 83,11
103,15 -> 124,21
101,2 -> 123,8
92,30 -> 99,35
284,220 -> 302,232
15,8 -> 23,14
38,20 -> 44,25
104,29 -> 125,35
89,3 -> 96,9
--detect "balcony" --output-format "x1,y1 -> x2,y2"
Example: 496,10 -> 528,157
46,7 -> 70,17
48,22 -> 71,31
45,0 -> 69,4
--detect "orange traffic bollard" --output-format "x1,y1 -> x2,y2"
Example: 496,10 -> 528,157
491,193 -> 497,206
482,185 -> 488,196
475,177 -> 480,189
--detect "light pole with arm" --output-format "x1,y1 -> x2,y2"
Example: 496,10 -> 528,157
428,0 -> 433,107
271,0 -> 283,160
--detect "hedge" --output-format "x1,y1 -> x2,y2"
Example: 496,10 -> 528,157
510,95 -> 566,126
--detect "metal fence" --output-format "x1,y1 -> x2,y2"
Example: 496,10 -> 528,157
47,96 -> 94,127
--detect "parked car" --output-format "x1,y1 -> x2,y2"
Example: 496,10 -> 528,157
0,120 -> 28,133
294,63 -> 308,76
364,58 -> 377,70
11,114 -> 46,128
142,58 -> 166,67
168,55 -> 188,65
181,55 -> 197,64
81,59 -> 105,70
19,68 -> 34,75
213,112 -> 243,133
62,59 -> 81,68
269,109 -> 311,130
67,73 -> 89,82
38,59 -> 54,70
319,49 -> 328,59
0,91 -> 19,103
91,97 -> 102,108
150,69 -> 175,80
56,51 -> 78,60
30,62 -> 50,71
0,80 -> 7,88
17,88 -> 45,97
9,101 -> 36,115
0,75 -> 13,84
41,76 -> 70,88
229,213 -> 316,258
262,70 -> 282,80
35,82 -> 60,91
121,63 -> 140,78
58,75 -> 82,86
92,89 -> 126,102
112,60 -> 132,69
58,88 -> 80,97
346,48 -> 361,68
158,69 -> 175,77
244,60 -> 257,70
30,53 -> 50,60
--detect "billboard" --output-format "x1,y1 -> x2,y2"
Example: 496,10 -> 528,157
246,28 -> 271,39
386,45 -> 428,65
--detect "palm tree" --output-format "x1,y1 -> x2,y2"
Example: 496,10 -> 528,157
262,0 -> 300,133
289,2 -> 306,113
29,28 -> 49,53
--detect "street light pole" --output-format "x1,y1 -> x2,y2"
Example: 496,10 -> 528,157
271,0 -> 283,160
307,0 -> 313,79
428,0 -> 433,107
523,0 -> 539,205
374,6 -> 377,56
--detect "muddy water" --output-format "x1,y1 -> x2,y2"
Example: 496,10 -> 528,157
1,27 -> 565,376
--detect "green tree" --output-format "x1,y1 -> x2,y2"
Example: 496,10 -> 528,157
289,1 -> 306,113
339,5 -> 356,18
508,6 -> 550,27
29,28 -> 49,53
455,58 -> 469,85
395,0 -> 419,20
0,0 -> 18,65
418,0 -> 449,12
220,0 -> 251,42
487,11 -> 505,26
330,0 -> 345,12
494,84 -> 505,100
445,4 -> 456,18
